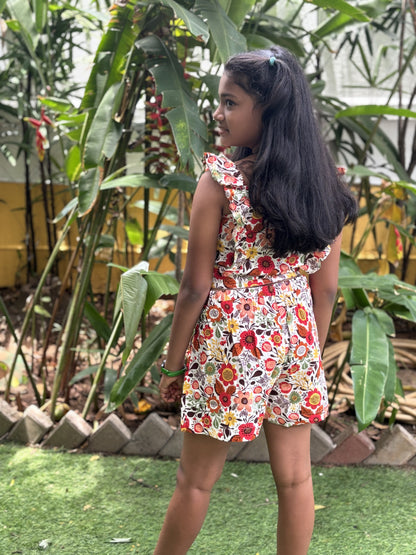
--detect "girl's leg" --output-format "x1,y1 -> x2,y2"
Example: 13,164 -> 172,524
154,432 -> 229,555
263,421 -> 314,555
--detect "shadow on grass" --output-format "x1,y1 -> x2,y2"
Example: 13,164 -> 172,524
0,444 -> 415,554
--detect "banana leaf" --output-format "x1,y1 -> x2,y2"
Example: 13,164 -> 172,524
159,0 -> 209,42
350,308 -> 390,430
120,264 -> 148,364
194,0 -> 247,63
219,0 -> 256,28
108,313 -> 173,411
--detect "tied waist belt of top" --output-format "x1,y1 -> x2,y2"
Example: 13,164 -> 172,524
211,271 -> 305,291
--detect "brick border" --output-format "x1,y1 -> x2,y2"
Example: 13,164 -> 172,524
1,400 -> 415,466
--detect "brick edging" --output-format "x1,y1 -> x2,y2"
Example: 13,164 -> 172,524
1,400 -> 416,466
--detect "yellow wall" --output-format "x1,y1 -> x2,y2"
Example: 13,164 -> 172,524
0,181 -> 178,292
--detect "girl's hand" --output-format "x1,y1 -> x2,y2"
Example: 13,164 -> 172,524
159,373 -> 184,403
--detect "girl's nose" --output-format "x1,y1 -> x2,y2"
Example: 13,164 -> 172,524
213,105 -> 223,121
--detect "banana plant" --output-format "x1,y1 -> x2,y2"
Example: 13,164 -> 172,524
338,252 -> 416,430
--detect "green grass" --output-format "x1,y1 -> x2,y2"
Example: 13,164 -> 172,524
0,444 -> 415,554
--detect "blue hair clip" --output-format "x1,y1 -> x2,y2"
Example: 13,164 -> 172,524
269,56 -> 276,66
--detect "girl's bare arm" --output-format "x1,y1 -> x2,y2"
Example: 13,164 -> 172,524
159,171 -> 226,400
309,234 -> 342,354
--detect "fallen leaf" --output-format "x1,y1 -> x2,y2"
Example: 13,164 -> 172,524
314,505 -> 326,511
83,504 -> 93,511
38,539 -> 51,549
109,538 -> 132,543
9,479 -> 15,486
89,455 -> 100,461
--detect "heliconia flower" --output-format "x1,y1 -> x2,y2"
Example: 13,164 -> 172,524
40,107 -> 54,127
394,227 -> 403,255
26,117 -> 42,128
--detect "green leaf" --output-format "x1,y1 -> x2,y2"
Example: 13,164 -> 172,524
38,96 -> 72,113
138,35 -> 207,168
6,0 -> 46,87
142,271 -> 179,316
84,301 -> 112,343
308,0 -> 370,22
101,174 -> 162,191
335,114 -> 409,181
219,0 -> 256,28
160,173 -> 197,193
372,308 -> 395,337
161,223 -> 190,240
383,339 -> 398,404
83,83 -> 123,169
159,0 -> 209,41
78,166 -> 101,217
34,0 -> 47,33
80,4 -> 138,112
34,305 -> 51,318
65,145 -> 82,182
108,313 -> 173,410
125,219 -> 143,246
350,309 -> 390,430
120,263 -> 148,364
194,0 -> 247,63
7,0 -> 37,50
69,365 -> 99,385
336,105 -> 416,119
312,12 -> 353,43
52,198 -> 78,223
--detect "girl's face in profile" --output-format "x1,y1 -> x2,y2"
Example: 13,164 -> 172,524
213,72 -> 263,152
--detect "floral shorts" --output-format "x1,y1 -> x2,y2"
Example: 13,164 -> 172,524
181,276 -> 329,442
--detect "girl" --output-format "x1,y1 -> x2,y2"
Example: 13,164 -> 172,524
155,46 -> 357,555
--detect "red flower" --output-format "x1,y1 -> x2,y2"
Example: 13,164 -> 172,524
295,305 -> 308,324
258,256 -> 275,274
215,380 -> 235,407
218,363 -> 237,385
201,325 -> 213,339
244,225 -> 258,243
305,388 -> 322,409
238,422 -> 256,441
224,252 -> 234,266
286,254 -> 299,266
221,300 -> 233,314
271,331 -> 282,347
261,284 -> 274,296
305,329 -> 315,345
219,392 -> 232,407
288,363 -> 300,375
240,330 -> 257,350
309,415 -> 322,424
201,414 -> 212,428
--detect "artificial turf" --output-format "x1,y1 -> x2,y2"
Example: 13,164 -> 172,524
0,444 -> 415,554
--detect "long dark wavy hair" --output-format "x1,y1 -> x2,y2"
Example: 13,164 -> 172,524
224,46 -> 358,256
